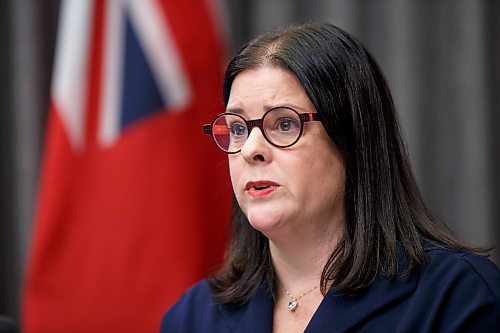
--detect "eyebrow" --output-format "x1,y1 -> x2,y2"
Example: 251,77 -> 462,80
225,106 -> 245,114
225,104 -> 307,115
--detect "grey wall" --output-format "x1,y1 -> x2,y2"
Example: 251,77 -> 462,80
0,0 -> 60,321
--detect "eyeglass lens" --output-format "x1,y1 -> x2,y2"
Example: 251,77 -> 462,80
211,107 -> 303,153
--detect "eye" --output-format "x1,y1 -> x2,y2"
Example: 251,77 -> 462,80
229,122 -> 247,137
276,117 -> 300,132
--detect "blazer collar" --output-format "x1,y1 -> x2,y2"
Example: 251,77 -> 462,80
306,246 -> 419,332
218,283 -> 274,333
305,270 -> 419,332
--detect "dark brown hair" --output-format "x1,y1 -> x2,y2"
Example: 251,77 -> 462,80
208,22 -> 486,304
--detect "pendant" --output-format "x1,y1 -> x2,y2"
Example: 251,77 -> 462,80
287,298 -> 298,312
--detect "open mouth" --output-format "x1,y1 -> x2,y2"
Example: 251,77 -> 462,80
245,181 -> 279,197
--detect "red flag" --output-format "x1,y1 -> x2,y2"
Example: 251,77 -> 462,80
22,0 -> 231,332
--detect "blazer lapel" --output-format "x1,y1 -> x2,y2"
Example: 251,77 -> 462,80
305,270 -> 419,332
218,283 -> 274,333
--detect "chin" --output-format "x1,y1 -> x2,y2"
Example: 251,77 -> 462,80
245,208 -> 286,234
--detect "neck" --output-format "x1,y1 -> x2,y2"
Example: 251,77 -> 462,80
268,215 -> 344,294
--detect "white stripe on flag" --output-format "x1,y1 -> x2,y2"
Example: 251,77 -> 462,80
98,0 -> 125,147
98,0 -> 192,147
52,0 -> 94,150
128,0 -> 191,110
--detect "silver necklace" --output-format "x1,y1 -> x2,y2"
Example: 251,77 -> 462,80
283,285 -> 319,312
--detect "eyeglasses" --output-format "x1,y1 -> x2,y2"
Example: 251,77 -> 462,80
202,106 -> 322,154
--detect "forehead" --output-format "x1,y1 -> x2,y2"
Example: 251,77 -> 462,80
226,67 -> 314,116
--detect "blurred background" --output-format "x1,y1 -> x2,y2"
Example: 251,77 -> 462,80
1,0 -> 499,329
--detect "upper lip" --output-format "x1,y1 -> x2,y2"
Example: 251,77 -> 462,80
245,180 -> 280,190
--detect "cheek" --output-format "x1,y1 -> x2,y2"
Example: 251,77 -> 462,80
228,158 -> 251,217
228,156 -> 242,194
301,148 -> 345,205
320,162 -> 345,208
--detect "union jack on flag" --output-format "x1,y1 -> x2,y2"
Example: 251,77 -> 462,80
54,0 -> 191,149
23,0 -> 231,332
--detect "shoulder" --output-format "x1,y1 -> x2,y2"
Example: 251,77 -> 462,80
160,280 -> 230,333
413,242 -> 500,331
421,242 -> 499,295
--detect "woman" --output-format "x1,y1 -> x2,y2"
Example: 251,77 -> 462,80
161,22 -> 499,332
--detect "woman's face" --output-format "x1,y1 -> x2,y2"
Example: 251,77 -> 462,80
227,66 -> 345,237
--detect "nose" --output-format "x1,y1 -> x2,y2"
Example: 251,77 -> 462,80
240,126 -> 272,163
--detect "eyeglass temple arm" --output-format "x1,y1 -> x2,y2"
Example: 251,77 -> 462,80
299,112 -> 323,122
202,124 -> 212,134
203,124 -> 231,135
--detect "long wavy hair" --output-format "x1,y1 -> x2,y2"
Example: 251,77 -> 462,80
208,22 -> 485,304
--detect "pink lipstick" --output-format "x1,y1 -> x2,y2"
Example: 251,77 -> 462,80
245,180 -> 279,198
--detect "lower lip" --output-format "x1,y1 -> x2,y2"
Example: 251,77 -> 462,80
247,186 -> 277,198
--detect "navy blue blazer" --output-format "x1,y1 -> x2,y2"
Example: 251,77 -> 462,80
161,244 -> 500,332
